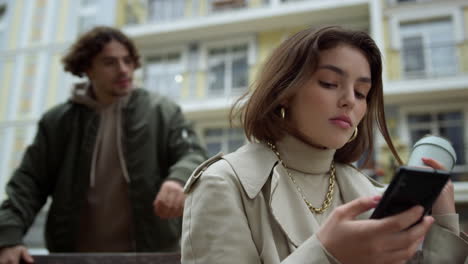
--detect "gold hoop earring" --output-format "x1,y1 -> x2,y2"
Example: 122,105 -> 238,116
347,127 -> 358,143
280,107 -> 286,119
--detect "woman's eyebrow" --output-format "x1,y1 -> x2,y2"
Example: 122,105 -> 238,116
318,64 -> 371,83
318,64 -> 345,76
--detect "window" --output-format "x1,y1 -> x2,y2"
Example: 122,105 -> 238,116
125,1 -> 141,25
389,0 -> 430,4
406,110 -> 466,179
204,127 -> 245,157
400,19 -> 457,79
77,0 -> 98,34
211,0 -> 246,12
207,44 -> 248,96
0,3 -> 7,49
145,52 -> 184,99
148,0 -> 185,22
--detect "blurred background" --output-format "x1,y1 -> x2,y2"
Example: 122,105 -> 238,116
0,0 -> 467,252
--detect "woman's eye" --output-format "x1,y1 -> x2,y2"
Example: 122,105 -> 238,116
319,81 -> 337,88
355,91 -> 366,100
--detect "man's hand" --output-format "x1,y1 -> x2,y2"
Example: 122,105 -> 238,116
153,180 -> 185,219
0,245 -> 33,264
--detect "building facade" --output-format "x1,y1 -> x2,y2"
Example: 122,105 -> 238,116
0,0 -> 466,250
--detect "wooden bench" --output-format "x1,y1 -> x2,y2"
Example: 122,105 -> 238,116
23,253 -> 181,264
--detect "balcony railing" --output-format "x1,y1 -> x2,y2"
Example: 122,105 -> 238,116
396,42 -> 466,80
123,0 -> 320,26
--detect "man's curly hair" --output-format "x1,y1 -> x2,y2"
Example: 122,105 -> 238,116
62,26 -> 141,77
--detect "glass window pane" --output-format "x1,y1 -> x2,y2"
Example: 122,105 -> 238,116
438,111 -> 463,121
439,126 -> 465,165
410,129 -> 431,144
231,56 -> 248,90
402,36 -> 425,75
228,139 -> 244,152
167,53 -> 180,62
208,63 -> 225,94
81,0 -> 96,7
78,15 -> 96,34
0,4 -> 6,21
209,47 -> 227,56
229,127 -> 244,136
145,53 -> 182,99
204,128 -> 223,137
232,44 -> 248,53
206,142 -> 222,157
408,113 -> 432,123
431,45 -> 457,77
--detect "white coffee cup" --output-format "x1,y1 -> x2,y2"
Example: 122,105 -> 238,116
407,135 -> 457,171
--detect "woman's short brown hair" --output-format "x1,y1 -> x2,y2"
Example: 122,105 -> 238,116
62,26 -> 141,77
232,26 -> 402,165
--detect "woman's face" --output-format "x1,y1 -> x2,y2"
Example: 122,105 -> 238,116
288,44 -> 371,149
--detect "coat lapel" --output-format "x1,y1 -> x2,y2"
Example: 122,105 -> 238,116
334,164 -> 384,220
269,165 -> 321,248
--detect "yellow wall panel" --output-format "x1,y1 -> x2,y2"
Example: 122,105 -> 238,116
383,20 -> 401,80
249,0 -> 263,8
181,72 -> 190,99
199,0 -> 208,16
8,0 -> 23,49
56,0 -> 70,42
248,64 -> 258,90
465,8 -> 468,39
196,71 -> 206,98
257,30 -> 284,65
459,43 -> 468,74
257,27 -> 306,65
185,0 -> 193,18
45,55 -> 61,109
0,60 -> 13,120
115,0 -> 125,26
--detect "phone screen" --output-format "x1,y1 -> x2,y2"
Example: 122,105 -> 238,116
370,166 -> 450,220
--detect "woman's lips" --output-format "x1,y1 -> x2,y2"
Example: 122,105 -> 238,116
330,119 -> 352,129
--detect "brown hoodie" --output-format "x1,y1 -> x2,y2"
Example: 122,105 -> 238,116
71,83 -> 133,252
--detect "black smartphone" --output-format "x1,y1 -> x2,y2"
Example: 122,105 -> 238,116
370,166 -> 450,221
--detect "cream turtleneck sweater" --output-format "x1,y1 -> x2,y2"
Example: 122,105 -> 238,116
275,135 -> 342,224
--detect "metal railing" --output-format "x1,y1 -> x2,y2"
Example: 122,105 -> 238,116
399,42 -> 462,80
22,253 -> 181,264
123,0 -> 320,26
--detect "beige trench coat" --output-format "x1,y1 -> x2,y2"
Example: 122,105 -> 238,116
182,143 -> 468,264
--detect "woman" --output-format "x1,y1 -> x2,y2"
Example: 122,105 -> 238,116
181,26 -> 468,263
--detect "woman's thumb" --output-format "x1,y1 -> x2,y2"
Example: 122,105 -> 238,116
338,196 -> 380,219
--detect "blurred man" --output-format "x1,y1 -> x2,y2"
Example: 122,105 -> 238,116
0,26 -> 207,263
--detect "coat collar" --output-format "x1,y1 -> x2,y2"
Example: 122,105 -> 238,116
269,163 -> 383,247
223,142 -> 384,247
223,142 -> 278,199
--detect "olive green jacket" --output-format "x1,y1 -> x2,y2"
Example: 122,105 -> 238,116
0,89 -> 207,252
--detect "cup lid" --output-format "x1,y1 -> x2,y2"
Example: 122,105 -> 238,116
413,135 -> 457,162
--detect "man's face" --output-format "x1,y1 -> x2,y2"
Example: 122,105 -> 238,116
85,40 -> 135,104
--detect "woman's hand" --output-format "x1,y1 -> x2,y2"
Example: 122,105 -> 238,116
421,157 -> 456,215
317,196 -> 434,264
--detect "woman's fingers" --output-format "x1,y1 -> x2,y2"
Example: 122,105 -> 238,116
421,157 -> 447,170
378,206 -> 425,233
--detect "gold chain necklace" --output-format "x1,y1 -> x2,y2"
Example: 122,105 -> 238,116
267,142 -> 336,214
